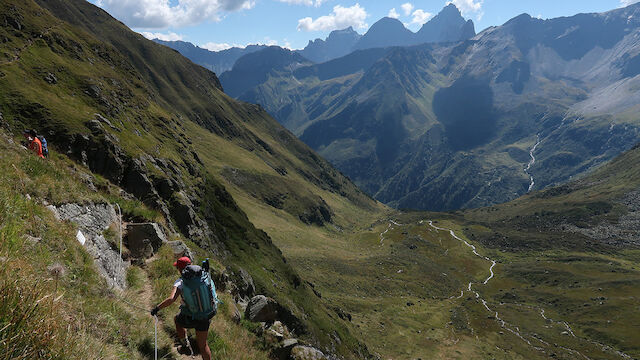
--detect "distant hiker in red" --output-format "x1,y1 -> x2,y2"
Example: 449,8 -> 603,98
22,129 -> 45,159
151,256 -> 218,360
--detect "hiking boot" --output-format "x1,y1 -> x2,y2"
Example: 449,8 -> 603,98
177,338 -> 194,356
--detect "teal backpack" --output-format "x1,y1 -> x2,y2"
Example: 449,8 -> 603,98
180,261 -> 219,321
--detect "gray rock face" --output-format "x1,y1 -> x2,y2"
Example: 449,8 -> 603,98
272,337 -> 299,360
125,223 -> 167,258
234,267 -> 256,302
52,203 -> 128,289
229,300 -> 242,324
245,295 -> 279,323
167,240 -> 194,260
58,118 -> 219,250
55,203 -> 117,238
290,346 -> 327,360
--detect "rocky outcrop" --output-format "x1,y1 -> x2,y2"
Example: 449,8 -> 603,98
51,116 -> 223,254
245,295 -> 279,323
167,240 -> 194,260
229,300 -> 242,324
232,267 -> 256,303
49,203 -> 128,289
290,346 -> 327,360
273,338 -> 299,360
212,266 -> 256,307
560,189 -> 640,247
125,223 -> 167,259
256,319 -> 328,360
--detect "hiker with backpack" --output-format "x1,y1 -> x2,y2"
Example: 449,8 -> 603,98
150,257 -> 218,360
21,129 -> 48,159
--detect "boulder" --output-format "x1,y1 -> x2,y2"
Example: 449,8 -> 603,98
23,234 -> 41,245
231,267 -> 256,302
167,240 -> 194,260
272,338 -> 299,360
245,295 -> 279,323
229,301 -> 242,324
44,72 -> 57,84
290,346 -> 327,360
265,321 -> 290,344
126,223 -> 167,258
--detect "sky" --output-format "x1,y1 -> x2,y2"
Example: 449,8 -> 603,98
89,0 -> 640,51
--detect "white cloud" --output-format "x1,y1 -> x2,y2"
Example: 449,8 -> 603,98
95,0 -> 255,29
620,0 -> 640,6
201,42 -> 235,51
410,9 -> 433,25
276,0 -> 326,6
388,8 -> 400,19
297,4 -> 368,32
140,31 -> 184,41
401,3 -> 414,16
446,0 -> 484,20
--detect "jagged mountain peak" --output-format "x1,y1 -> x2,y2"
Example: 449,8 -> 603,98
416,3 -> 475,43
299,26 -> 362,63
329,26 -> 358,36
441,3 -> 464,16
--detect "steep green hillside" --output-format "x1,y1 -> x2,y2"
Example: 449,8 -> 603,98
0,0 -> 383,357
0,133 -> 270,360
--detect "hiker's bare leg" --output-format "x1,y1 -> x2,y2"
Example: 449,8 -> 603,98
174,316 -> 186,340
196,330 -> 211,360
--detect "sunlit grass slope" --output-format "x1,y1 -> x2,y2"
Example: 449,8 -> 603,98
0,0 -> 385,356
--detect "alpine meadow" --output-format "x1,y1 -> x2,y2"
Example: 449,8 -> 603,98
1,1 -> 640,360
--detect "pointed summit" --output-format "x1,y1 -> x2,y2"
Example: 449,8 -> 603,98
416,4 -> 476,43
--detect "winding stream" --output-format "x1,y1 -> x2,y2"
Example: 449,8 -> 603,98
525,135 -> 541,192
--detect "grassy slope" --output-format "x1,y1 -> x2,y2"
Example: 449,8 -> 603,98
0,136 -> 270,359
267,145 -> 640,358
1,0 -> 384,357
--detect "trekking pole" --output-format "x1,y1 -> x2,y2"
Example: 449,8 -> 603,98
154,315 -> 158,360
115,203 -> 122,260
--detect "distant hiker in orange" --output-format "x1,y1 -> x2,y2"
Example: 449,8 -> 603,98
151,257 -> 219,360
22,129 -> 45,159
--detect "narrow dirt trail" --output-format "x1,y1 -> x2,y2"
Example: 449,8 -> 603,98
425,220 -> 636,359
379,219 -> 403,246
0,26 -> 59,67
141,256 -> 195,360
425,221 -> 596,359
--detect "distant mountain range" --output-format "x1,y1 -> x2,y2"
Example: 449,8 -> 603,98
299,26 -> 362,63
220,3 -> 640,211
155,4 -> 475,73
353,4 -> 475,51
152,40 -> 267,74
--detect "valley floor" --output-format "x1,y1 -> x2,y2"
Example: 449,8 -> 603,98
253,212 -> 640,359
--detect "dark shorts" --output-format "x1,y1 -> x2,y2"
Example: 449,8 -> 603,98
175,310 -> 212,332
